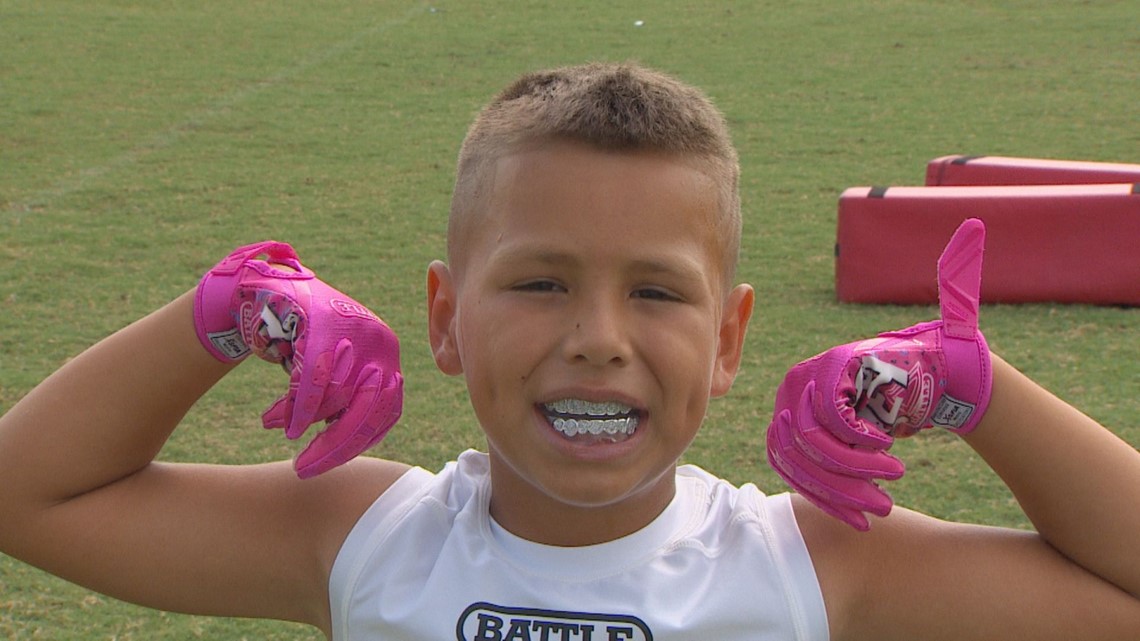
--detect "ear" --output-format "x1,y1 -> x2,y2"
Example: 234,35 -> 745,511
427,260 -> 464,376
710,283 -> 755,397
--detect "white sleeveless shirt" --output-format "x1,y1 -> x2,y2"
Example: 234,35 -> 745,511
329,450 -> 829,640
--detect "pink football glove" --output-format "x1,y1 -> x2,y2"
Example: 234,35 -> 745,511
193,241 -> 404,479
767,219 -> 992,530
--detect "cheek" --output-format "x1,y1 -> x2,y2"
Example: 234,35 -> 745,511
642,318 -> 719,397
454,295 -> 495,363
456,300 -> 547,388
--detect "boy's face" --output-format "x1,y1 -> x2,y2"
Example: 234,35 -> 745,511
428,141 -> 754,544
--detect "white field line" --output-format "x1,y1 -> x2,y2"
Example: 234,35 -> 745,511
5,1 -> 431,217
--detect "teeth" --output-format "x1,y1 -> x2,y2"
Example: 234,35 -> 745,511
550,416 -> 638,437
545,399 -> 634,417
543,398 -> 640,440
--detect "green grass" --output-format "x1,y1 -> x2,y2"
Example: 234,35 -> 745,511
2,0 -> 1139,637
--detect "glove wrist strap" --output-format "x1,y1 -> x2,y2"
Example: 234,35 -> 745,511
936,330 -> 992,434
193,241 -> 309,362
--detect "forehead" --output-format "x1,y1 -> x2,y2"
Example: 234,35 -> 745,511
457,141 -> 725,282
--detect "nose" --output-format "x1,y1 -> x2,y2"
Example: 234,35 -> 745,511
562,294 -> 631,367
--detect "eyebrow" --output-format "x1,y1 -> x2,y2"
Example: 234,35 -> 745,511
490,246 -> 709,285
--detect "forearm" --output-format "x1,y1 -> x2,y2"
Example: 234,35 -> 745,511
0,291 -> 234,514
964,354 -> 1140,598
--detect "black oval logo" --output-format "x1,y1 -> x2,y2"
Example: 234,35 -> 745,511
456,602 -> 653,641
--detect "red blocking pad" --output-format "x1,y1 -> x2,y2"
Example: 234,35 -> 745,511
927,155 -> 1140,186
836,183 -> 1140,305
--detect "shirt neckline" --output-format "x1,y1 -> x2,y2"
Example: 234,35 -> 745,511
482,475 -> 700,581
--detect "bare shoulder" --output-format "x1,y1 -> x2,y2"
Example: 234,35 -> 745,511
231,453 -> 414,594
277,454 -> 413,525
791,495 -> 1140,641
266,454 -> 414,561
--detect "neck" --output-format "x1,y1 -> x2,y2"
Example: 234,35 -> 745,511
486,456 -> 677,547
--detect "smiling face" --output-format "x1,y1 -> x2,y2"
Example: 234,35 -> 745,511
428,140 -> 754,545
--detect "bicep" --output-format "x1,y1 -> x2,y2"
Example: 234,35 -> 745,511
795,498 -> 1140,641
8,457 -> 406,630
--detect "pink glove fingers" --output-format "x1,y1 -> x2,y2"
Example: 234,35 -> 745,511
767,412 -> 891,532
285,338 -> 356,439
793,423 -> 905,480
770,459 -> 872,532
261,394 -> 291,431
767,447 -> 872,531
815,356 -> 897,450
293,365 -> 403,479
793,382 -> 905,480
780,349 -> 894,451
769,403 -> 895,515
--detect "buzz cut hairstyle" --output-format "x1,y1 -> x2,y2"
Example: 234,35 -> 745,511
448,62 -> 742,289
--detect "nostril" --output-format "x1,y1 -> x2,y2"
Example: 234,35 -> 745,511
564,310 -> 632,366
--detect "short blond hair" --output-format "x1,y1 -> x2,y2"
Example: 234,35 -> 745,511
449,62 -> 741,288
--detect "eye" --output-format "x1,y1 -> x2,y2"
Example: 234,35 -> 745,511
513,279 -> 566,293
632,287 -> 682,302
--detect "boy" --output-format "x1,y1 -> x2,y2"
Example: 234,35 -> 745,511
1,62 -> 1138,640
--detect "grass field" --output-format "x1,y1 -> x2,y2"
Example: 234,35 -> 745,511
2,0 -> 1139,638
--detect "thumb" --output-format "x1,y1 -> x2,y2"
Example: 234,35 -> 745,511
937,218 -> 986,339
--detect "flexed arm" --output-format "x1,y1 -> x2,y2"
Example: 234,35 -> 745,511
0,244 -> 408,631
194,240 -> 404,477
767,219 -> 992,530
769,220 -> 1140,639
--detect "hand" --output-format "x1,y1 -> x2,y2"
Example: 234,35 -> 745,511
766,219 -> 991,530
193,241 -> 404,478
